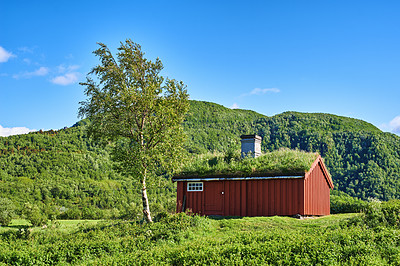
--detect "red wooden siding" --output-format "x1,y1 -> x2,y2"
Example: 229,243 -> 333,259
176,181 -> 184,212
303,161 -> 331,215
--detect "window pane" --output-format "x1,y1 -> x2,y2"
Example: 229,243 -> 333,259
188,182 -> 203,191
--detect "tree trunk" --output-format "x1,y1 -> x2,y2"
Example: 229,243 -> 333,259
141,175 -> 152,222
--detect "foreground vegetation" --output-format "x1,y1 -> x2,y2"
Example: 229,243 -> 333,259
1,207 -> 400,265
2,191 -> 397,264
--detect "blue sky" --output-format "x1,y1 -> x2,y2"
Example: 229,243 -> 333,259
1,0 -> 400,136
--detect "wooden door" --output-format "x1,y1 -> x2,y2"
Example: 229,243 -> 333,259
204,181 -> 224,215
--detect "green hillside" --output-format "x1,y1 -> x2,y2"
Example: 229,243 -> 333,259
1,100 -> 400,219
0,124 -> 175,219
185,101 -> 400,200
256,113 -> 400,200
184,100 -> 264,153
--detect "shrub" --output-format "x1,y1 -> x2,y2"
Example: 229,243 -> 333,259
330,190 -> 367,214
23,203 -> 47,226
81,206 -> 104,219
0,198 -> 16,226
120,202 -> 142,221
58,206 -> 82,220
363,198 -> 385,227
43,204 -> 61,221
352,199 -> 400,228
380,199 -> 400,227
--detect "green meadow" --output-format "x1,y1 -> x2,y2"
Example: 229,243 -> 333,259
1,210 -> 400,265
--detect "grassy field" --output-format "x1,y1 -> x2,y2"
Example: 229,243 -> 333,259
1,213 -> 399,265
0,219 -> 101,233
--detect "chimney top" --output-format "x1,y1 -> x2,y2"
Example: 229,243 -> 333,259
240,134 -> 262,141
240,135 -> 262,158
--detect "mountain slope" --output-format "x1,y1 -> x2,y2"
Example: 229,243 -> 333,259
184,101 -> 264,153
0,124 -> 175,219
185,101 -> 400,200
1,100 -> 399,218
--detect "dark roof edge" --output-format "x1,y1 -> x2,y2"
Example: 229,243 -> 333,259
173,171 -> 305,179
172,175 -> 304,182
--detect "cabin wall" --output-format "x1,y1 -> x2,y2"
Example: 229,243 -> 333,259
243,178 -> 304,216
176,181 -> 204,214
303,162 -> 331,215
177,179 -> 305,216
176,182 -> 184,212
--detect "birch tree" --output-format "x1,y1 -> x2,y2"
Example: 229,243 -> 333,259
79,39 -> 189,222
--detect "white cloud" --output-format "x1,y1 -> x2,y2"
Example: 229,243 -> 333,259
389,116 -> 400,134
0,46 -> 15,63
18,46 -> 35,53
33,67 -> 49,76
51,64 -> 80,85
67,65 -> 80,71
230,103 -> 240,109
13,66 -> 49,79
240,88 -> 280,97
0,125 -> 36,137
57,64 -> 79,73
381,115 -> 400,135
12,63 -> 80,84
250,88 -> 280,95
51,72 -> 79,85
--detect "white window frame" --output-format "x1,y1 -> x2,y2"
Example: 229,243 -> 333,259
187,182 -> 203,192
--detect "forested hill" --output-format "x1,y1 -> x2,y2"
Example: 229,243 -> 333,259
1,100 -> 400,216
184,100 -> 265,153
185,101 -> 400,200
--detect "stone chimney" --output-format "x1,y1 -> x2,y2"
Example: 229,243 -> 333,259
240,135 -> 262,158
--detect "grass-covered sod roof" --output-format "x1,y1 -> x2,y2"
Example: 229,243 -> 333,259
175,148 -> 319,178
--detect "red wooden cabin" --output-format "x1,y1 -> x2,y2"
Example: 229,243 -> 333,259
172,135 -> 334,217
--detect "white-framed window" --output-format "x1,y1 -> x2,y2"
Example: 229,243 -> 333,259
187,182 -> 203,192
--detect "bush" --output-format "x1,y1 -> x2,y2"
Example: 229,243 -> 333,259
0,198 -> 16,226
363,198 -> 385,227
43,204 -> 61,221
363,199 -> 400,228
330,190 -> 367,214
58,207 -> 78,220
347,199 -> 400,228
23,203 -> 47,226
381,199 -> 400,227
81,206 -> 104,219
120,202 -> 142,221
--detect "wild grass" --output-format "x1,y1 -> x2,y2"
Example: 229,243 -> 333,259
177,148 -> 319,178
1,212 -> 399,265
0,219 -> 102,234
